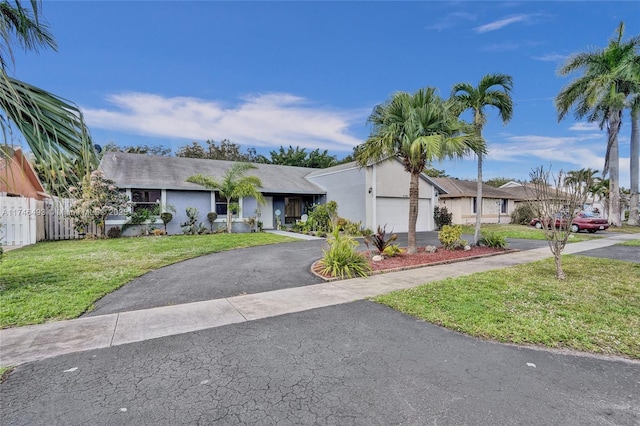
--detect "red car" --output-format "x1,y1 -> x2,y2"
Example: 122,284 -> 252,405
530,211 -> 610,233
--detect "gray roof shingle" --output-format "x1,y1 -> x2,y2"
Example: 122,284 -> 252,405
99,152 -> 326,194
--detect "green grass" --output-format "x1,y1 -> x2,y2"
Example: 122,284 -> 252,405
0,366 -> 12,383
618,239 -> 640,247
609,224 -> 640,234
460,224 -> 603,242
0,233 -> 296,328
375,256 -> 640,359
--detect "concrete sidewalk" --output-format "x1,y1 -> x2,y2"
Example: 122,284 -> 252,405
1,232 -> 637,367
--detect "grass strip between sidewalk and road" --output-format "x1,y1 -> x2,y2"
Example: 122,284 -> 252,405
0,233 -> 296,328
618,239 -> 640,247
375,255 -> 640,360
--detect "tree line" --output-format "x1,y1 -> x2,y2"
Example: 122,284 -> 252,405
100,140 -> 356,169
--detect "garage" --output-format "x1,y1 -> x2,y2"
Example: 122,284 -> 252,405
375,197 -> 432,233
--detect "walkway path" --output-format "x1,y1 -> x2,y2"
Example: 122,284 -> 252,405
1,232 -> 637,367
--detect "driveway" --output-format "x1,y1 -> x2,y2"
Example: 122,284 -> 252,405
85,232 -> 604,317
3,301 -> 639,425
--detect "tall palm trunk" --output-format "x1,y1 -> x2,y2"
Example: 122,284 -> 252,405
407,171 -> 420,254
474,122 -> 483,245
608,109 -> 622,227
628,108 -> 639,225
474,152 -> 483,245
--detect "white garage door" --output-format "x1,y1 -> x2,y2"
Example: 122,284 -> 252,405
375,197 -> 432,233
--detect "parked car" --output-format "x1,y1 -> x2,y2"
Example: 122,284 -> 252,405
530,211 -> 610,233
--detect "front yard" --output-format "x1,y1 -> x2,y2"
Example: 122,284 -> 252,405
376,256 -> 640,359
461,223 -> 604,241
0,233 -> 296,328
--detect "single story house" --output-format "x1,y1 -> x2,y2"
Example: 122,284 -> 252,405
99,152 -> 442,234
429,177 -> 522,225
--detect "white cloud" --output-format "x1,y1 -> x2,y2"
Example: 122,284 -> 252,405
531,53 -> 567,62
474,14 -> 529,33
569,122 -> 601,132
83,92 -> 367,152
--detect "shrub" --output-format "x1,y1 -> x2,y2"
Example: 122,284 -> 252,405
206,212 -> 218,231
433,206 -> 453,230
343,220 -> 363,236
511,203 -> 535,225
363,224 -> 398,255
160,212 -> 173,232
304,201 -> 338,233
181,207 -> 200,235
480,232 -> 507,249
438,225 -> 466,250
382,244 -> 402,257
107,226 -> 121,239
319,227 -> 371,279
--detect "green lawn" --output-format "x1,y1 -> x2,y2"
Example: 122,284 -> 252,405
619,239 -> 640,247
609,224 -> 640,234
0,233 -> 296,328
460,223 -> 604,242
375,256 -> 640,359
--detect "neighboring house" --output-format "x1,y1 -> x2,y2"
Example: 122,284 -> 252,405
99,153 -> 442,234
0,147 -> 48,200
0,147 -> 48,247
499,181 -> 603,215
429,177 -> 521,225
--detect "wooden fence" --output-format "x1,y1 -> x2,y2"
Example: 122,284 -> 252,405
43,197 -> 98,241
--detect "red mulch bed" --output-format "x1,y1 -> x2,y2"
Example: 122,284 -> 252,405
368,246 -> 508,272
312,246 -> 513,280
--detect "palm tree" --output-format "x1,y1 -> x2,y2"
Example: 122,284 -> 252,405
622,56 -> 640,225
1,1 -> 96,195
450,73 -> 514,245
186,163 -> 265,233
356,87 -> 480,254
556,22 -> 640,227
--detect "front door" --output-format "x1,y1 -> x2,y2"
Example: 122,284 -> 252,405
261,196 -> 274,229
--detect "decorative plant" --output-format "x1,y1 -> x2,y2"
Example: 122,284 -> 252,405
122,204 -> 159,235
363,224 -> 397,255
319,227 -> 371,279
68,170 -> 130,238
206,212 -> 218,231
180,207 -> 200,235
479,232 -> 507,249
433,206 -> 453,230
106,226 -> 121,239
510,203 -> 535,225
160,212 -> 173,232
303,201 -> 338,233
382,244 -> 402,257
438,225 -> 467,250
245,216 -> 256,232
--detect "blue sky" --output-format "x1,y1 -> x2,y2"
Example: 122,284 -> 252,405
13,1 -> 640,185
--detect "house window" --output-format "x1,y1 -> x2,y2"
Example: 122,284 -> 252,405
131,189 -> 160,213
501,199 -> 508,214
472,197 -> 477,214
215,192 -> 237,216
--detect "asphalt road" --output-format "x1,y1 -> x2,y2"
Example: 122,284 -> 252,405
3,301 -> 639,425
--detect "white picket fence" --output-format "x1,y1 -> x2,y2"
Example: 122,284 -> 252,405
1,196 -> 97,247
0,196 -> 45,247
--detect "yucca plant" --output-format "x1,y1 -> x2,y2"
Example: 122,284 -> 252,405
319,227 -> 371,279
